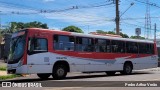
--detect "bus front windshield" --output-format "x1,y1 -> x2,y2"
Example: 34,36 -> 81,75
8,31 -> 26,64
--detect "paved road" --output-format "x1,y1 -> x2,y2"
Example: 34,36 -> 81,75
0,67 -> 160,90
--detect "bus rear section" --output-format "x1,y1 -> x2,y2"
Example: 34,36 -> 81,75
7,28 -> 158,80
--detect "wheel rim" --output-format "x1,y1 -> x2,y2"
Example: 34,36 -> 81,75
57,68 -> 65,76
126,65 -> 131,74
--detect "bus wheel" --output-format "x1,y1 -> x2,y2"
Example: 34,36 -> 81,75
106,71 -> 116,76
121,63 -> 133,75
37,74 -> 51,79
52,64 -> 67,80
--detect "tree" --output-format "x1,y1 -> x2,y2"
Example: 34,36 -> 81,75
6,21 -> 48,33
130,36 -> 145,39
95,30 -> 129,38
120,32 -> 129,38
23,21 -> 48,29
107,31 -> 116,35
62,25 -> 84,33
96,30 -> 107,34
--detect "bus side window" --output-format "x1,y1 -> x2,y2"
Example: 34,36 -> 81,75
95,39 -> 106,52
54,35 -> 75,51
28,38 -> 48,54
111,40 -> 125,53
151,44 -> 154,54
126,42 -> 138,53
106,40 -> 111,52
76,37 -> 94,52
149,44 -> 154,54
146,44 -> 151,54
138,43 -> 146,54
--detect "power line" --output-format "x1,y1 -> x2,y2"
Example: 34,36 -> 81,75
121,16 -> 160,20
120,2 -> 134,18
121,21 -> 160,31
0,1 -> 40,11
134,0 -> 160,9
0,1 -> 114,14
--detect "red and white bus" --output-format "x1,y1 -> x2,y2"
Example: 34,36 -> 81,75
7,28 -> 158,79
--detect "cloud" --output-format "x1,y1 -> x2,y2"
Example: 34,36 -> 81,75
42,9 -> 114,26
0,7 -> 37,14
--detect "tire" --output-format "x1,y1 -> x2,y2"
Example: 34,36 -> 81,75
37,73 -> 51,79
106,71 -> 116,76
52,64 -> 67,80
121,63 -> 133,75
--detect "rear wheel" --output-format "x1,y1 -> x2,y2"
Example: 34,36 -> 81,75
37,73 -> 51,79
52,64 -> 67,80
121,63 -> 133,75
106,71 -> 116,76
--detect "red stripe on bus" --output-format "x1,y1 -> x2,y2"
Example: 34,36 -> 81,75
53,51 -> 152,60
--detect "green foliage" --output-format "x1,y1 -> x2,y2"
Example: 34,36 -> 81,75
0,74 -> 21,80
62,25 -> 84,33
107,31 -> 116,35
95,30 -> 129,38
120,32 -> 129,38
1,21 -> 48,34
96,30 -> 108,34
0,66 -> 7,71
130,36 -> 145,39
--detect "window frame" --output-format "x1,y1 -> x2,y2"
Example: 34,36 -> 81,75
138,42 -> 154,54
53,34 -> 75,51
95,38 -> 111,53
110,40 -> 126,53
28,37 -> 48,55
75,36 -> 94,52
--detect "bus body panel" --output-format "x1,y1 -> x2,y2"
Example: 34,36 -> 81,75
13,52 -> 157,74
7,28 -> 158,75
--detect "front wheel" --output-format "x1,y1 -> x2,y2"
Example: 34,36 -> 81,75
121,63 -> 133,75
37,73 -> 51,79
52,64 -> 67,80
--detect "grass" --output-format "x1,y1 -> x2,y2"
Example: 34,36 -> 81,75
0,66 -> 22,80
0,74 -> 21,80
0,66 -> 7,71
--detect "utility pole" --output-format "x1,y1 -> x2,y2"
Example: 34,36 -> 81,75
154,23 -> 156,41
115,0 -> 120,35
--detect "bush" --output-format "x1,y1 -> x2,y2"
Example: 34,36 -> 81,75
0,66 -> 7,71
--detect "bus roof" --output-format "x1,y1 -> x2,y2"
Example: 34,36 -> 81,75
27,28 -> 154,44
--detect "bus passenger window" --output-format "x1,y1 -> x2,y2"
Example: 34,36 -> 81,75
126,42 -> 138,53
150,44 -> 154,54
141,43 -> 154,54
95,39 -> 108,52
53,35 -> 75,51
111,40 -> 125,53
29,38 -> 48,53
138,43 -> 146,54
76,37 -> 94,52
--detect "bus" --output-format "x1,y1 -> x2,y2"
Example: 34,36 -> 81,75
7,28 -> 158,79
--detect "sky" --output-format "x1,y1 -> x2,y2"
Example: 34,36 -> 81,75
0,0 -> 160,38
